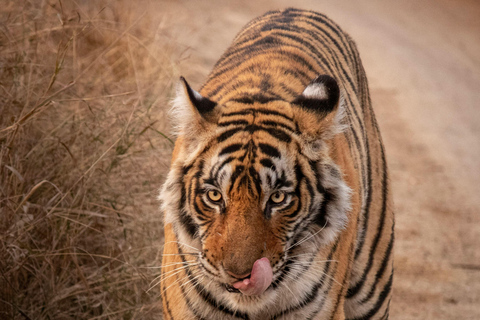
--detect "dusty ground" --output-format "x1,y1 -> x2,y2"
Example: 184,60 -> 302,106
152,0 -> 480,318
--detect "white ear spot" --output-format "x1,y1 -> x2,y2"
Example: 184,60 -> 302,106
302,83 -> 328,100
192,88 -> 204,101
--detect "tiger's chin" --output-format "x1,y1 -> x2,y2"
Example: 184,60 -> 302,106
217,280 -> 278,313
199,268 -> 279,314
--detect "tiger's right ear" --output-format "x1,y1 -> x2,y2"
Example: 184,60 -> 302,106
180,77 -> 217,116
170,77 -> 219,139
291,75 -> 343,139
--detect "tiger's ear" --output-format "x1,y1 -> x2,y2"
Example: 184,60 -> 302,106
179,77 -> 217,116
292,74 -> 340,118
170,77 -> 220,140
292,75 -> 343,139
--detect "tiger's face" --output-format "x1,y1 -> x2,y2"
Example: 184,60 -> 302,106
193,106 -> 302,285
161,75 -> 351,311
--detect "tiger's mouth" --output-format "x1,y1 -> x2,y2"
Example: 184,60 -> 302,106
224,283 -> 241,293
224,257 -> 273,296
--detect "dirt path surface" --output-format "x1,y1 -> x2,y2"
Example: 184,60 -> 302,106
154,0 -> 480,318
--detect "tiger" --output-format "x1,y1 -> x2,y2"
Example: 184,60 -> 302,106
159,7 -> 394,320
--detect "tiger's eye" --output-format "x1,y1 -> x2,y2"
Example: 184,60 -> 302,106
270,191 -> 285,204
207,190 -> 222,202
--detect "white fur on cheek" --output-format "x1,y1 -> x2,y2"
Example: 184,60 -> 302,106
158,164 -> 183,226
317,162 -> 352,244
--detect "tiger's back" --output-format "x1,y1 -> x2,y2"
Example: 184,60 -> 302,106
160,8 -> 393,320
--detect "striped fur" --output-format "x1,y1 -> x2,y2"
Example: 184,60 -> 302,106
159,8 -> 394,320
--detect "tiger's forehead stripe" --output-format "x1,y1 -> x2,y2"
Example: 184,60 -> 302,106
221,107 -> 294,121
217,121 -> 292,144
197,107 -> 303,201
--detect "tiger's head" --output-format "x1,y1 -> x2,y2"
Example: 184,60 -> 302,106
160,75 -> 351,311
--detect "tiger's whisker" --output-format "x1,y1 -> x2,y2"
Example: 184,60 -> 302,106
153,263 -> 200,286
162,252 -> 199,256
143,260 -> 197,269
286,219 -> 329,251
166,240 -> 200,252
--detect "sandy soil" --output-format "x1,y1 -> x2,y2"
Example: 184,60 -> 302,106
153,0 -> 480,318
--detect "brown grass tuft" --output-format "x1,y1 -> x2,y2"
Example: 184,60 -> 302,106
0,1 -> 177,318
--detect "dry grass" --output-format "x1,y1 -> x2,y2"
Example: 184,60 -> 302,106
0,0 -> 178,318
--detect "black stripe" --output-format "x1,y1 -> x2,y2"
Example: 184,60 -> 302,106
212,8 -> 355,86
347,144 -> 388,298
260,158 -> 276,171
194,200 -> 210,221
222,108 -> 293,121
347,273 -> 393,320
217,128 -> 240,143
380,299 -> 391,320
209,37 -> 313,81
348,40 -> 362,95
206,51 -> 314,98
248,166 -> 262,197
228,165 -> 245,193
258,143 -> 281,158
314,189 -> 334,228
230,95 -> 281,104
300,12 -> 358,87
275,198 -> 297,216
183,164 -> 193,176
212,156 -> 235,181
177,246 -> 250,319
271,259 -> 292,289
271,239 -> 339,319
177,268 -> 209,320
309,160 -> 324,194
283,198 -> 302,220
352,56 -> 374,262
256,25 -> 357,93
262,126 -> 291,143
179,209 -> 198,239
219,143 -> 243,156
189,159 -> 204,207
259,120 -> 296,132
283,163 -> 306,221
193,197 -> 213,220
311,11 -> 358,73
359,223 -> 394,304
178,176 -> 198,239
160,270 -> 174,319
218,124 -> 292,143
352,123 -> 370,260
218,120 -> 249,127
327,243 -> 355,320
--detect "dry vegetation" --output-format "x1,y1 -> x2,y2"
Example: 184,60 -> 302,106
0,1 -> 177,318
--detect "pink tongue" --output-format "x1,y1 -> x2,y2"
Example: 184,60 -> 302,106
232,257 -> 273,296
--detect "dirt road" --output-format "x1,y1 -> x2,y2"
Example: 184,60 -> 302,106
154,0 -> 480,318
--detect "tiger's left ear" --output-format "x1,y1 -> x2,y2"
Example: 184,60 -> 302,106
170,77 -> 220,143
292,75 -> 343,139
292,75 -> 340,119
